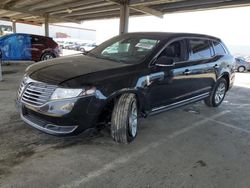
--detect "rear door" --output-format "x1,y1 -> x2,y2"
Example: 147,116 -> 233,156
31,35 -> 45,61
206,41 -> 229,84
185,38 -> 215,95
148,39 -> 207,108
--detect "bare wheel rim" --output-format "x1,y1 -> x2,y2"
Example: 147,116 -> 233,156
215,82 -> 226,104
43,54 -> 53,60
129,101 -> 137,137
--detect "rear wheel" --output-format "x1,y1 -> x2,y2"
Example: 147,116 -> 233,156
41,52 -> 55,61
111,93 -> 138,144
238,66 -> 246,72
205,78 -> 227,107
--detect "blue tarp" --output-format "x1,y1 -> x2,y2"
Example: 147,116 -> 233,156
0,34 -> 32,61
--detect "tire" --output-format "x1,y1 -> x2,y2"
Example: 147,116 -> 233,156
80,48 -> 85,53
204,78 -> 227,107
238,66 -> 246,72
40,52 -> 55,61
111,93 -> 138,144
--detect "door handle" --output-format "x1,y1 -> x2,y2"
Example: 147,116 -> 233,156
214,64 -> 219,69
183,69 -> 191,75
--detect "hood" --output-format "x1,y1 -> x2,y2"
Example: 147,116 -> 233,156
27,55 -> 129,85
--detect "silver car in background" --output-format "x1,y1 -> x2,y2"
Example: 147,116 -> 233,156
235,58 -> 250,72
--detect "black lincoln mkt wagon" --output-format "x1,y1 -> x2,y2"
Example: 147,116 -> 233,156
16,32 -> 235,143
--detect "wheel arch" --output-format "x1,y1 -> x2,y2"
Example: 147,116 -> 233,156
96,88 -> 146,125
218,73 -> 230,91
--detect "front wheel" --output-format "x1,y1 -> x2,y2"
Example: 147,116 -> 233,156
204,78 -> 227,107
111,93 -> 138,144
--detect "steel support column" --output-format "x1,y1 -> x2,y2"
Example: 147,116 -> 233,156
12,20 -> 16,33
44,14 -> 49,37
119,1 -> 129,35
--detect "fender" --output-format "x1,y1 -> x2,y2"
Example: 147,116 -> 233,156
93,71 -> 165,117
104,88 -> 146,114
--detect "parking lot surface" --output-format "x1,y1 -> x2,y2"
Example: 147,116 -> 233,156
0,63 -> 250,188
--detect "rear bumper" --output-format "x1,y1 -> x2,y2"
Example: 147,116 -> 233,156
16,95 -> 105,136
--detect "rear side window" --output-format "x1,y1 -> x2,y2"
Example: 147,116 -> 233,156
31,36 -> 43,44
213,41 -> 227,55
189,39 -> 212,61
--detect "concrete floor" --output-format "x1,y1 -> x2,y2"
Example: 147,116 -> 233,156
0,63 -> 250,188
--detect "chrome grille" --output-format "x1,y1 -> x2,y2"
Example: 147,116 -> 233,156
21,82 -> 56,106
17,80 -> 25,99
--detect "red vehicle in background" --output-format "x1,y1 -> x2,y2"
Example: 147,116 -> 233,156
0,33 -> 60,62
31,34 -> 60,61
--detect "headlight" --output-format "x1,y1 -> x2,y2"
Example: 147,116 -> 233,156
51,87 -> 96,100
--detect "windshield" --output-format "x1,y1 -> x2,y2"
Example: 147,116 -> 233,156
88,36 -> 161,64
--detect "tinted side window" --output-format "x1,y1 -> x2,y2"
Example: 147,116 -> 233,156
189,39 -> 212,61
32,36 -> 43,44
159,40 -> 187,62
213,41 -> 227,55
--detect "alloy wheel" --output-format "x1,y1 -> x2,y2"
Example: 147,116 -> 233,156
44,54 -> 54,60
128,101 -> 138,138
215,82 -> 226,104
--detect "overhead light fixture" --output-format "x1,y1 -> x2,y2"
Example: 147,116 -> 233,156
66,9 -> 72,13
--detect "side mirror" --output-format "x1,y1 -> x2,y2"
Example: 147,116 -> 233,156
155,56 -> 175,67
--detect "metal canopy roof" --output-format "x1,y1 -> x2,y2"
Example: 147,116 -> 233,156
0,0 -> 250,25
